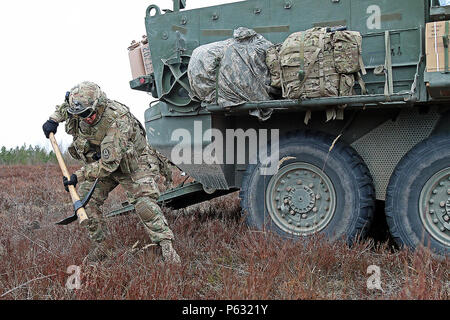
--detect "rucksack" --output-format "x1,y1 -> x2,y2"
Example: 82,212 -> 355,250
271,27 -> 366,99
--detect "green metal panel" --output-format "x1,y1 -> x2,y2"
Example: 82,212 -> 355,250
145,0 -> 428,100
141,0 -> 450,193
145,102 -> 230,189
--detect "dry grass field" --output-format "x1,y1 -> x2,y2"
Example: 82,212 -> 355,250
0,165 -> 448,300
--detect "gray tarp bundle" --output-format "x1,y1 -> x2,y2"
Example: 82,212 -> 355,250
188,39 -> 232,104
188,28 -> 273,110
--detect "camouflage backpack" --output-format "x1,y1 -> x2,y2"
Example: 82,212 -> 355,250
277,27 -> 365,99
266,44 -> 282,88
333,30 -> 365,74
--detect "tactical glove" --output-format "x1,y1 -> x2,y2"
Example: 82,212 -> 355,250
63,174 -> 78,192
42,120 -> 59,139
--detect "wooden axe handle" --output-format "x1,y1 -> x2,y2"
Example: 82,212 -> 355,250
49,133 -> 89,226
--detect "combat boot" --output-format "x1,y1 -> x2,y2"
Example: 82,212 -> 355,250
160,240 -> 181,264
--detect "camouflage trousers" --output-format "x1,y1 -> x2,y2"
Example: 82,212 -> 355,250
78,157 -> 174,245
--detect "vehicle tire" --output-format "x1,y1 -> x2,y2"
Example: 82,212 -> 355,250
385,134 -> 450,255
240,130 -> 375,243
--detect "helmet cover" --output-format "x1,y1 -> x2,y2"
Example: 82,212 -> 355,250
68,82 -> 105,116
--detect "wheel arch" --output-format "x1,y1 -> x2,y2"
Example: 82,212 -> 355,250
431,109 -> 450,137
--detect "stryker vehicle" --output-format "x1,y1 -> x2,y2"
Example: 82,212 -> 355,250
129,0 -> 450,254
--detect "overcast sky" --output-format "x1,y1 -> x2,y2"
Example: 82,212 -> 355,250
0,0 -> 241,150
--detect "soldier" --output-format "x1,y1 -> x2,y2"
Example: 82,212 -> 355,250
42,81 -> 180,264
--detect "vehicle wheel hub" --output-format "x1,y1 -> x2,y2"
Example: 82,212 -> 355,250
266,162 -> 337,236
285,186 -> 316,215
419,168 -> 450,246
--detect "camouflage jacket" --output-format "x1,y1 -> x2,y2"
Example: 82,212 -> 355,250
49,100 -> 168,182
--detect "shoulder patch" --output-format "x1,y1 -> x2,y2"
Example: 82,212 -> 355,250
102,148 -> 111,160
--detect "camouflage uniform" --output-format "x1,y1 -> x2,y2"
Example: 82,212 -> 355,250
49,82 -> 178,261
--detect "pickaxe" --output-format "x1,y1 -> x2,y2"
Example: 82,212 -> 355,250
49,133 -> 98,226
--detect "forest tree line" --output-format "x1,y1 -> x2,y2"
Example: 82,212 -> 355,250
0,145 -> 57,165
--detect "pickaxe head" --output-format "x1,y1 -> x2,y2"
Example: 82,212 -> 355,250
56,179 -> 99,226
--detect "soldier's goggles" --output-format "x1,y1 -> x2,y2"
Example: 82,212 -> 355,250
78,108 -> 95,119
69,99 -> 96,119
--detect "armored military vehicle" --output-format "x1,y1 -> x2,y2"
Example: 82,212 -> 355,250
129,0 -> 450,255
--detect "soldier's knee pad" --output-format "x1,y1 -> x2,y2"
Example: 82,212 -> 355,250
86,217 -> 106,243
135,198 -> 162,222
85,200 -> 103,219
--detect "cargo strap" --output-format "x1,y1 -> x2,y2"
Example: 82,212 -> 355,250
358,44 -> 367,94
298,32 -> 306,82
297,29 -> 325,96
384,31 -> 394,97
444,21 -> 449,73
298,47 -> 321,93
357,33 -> 367,76
318,30 -> 326,97
359,55 -> 367,76
215,59 -> 222,104
356,72 -> 367,95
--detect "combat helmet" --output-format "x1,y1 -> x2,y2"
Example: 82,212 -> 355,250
67,81 -> 107,118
